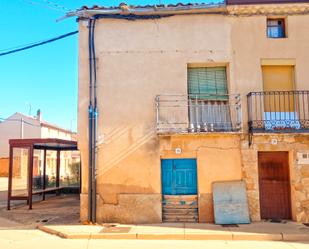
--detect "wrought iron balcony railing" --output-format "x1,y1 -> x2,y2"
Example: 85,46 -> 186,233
156,94 -> 242,134
247,91 -> 309,133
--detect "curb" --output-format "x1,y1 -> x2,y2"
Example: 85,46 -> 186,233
38,225 -> 309,241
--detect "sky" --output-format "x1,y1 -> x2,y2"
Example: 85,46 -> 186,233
0,0 -> 220,132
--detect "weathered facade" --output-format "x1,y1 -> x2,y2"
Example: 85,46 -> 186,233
76,1 -> 309,223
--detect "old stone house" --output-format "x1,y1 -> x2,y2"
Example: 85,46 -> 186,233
72,0 -> 309,224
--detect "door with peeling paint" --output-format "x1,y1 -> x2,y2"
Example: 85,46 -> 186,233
161,159 -> 198,222
161,159 -> 197,195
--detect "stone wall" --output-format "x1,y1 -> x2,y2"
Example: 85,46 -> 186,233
240,134 -> 309,222
295,162 -> 309,222
80,193 -> 162,224
240,141 -> 261,221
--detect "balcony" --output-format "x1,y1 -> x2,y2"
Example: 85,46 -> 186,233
247,91 -> 309,133
156,94 -> 242,134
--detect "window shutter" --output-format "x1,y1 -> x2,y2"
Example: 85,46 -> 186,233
187,67 -> 228,100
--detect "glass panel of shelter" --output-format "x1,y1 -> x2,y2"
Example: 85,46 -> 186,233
11,147 -> 30,197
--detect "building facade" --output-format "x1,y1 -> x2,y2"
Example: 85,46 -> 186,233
0,111 -> 78,181
76,1 -> 309,223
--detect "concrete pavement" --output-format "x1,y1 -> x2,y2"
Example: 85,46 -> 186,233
1,229 -> 309,249
0,195 -> 80,228
38,221 -> 309,241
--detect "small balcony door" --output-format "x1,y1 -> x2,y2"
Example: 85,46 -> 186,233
262,65 -> 300,130
187,66 -> 232,131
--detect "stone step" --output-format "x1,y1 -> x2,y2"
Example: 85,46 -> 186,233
162,195 -> 198,223
163,204 -> 198,209
163,195 -> 197,201
163,217 -> 198,223
163,214 -> 198,220
163,201 -> 197,206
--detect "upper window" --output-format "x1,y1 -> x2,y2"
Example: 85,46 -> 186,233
187,66 -> 228,100
267,18 -> 286,38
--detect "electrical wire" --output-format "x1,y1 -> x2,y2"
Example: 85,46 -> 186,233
21,0 -> 65,13
0,31 -> 78,57
42,0 -> 73,12
21,0 -> 68,13
0,38 -> 53,53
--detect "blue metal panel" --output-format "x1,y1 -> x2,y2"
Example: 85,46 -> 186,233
213,181 -> 251,225
161,159 -> 197,195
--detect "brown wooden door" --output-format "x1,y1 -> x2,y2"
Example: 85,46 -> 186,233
258,152 -> 291,220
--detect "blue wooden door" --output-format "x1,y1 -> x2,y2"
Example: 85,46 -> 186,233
161,159 -> 197,195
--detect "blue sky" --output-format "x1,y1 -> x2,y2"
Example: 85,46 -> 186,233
0,0 -> 220,132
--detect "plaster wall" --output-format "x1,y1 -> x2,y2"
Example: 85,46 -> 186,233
160,134 -> 242,222
41,126 -> 72,140
78,14 -> 233,223
78,13 -> 309,223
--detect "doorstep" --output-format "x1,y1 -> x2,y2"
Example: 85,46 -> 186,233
38,221 -> 309,241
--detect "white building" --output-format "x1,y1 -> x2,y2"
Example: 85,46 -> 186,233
0,110 -> 77,178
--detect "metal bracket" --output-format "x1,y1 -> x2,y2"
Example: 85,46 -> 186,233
248,131 -> 253,148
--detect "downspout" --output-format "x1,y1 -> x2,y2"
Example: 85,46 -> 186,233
91,18 -> 97,223
87,17 -> 98,223
87,18 -> 93,222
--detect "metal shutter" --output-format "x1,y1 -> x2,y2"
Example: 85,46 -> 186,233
188,67 -> 228,100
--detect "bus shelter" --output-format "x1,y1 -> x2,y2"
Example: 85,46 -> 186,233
7,138 -> 79,210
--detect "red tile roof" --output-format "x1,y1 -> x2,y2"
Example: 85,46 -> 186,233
77,1 -> 309,11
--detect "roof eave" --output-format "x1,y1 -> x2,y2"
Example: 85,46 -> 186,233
66,4 -> 227,19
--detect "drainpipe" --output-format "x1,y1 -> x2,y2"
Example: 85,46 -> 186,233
88,18 -> 93,222
93,106 -> 97,223
91,18 -> 97,223
87,17 -> 98,223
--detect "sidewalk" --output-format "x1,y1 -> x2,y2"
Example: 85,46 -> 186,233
38,221 -> 309,241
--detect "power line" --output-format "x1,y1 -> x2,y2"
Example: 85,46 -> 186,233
22,0 -> 66,13
42,0 -> 73,12
0,39 -> 48,53
0,31 -> 78,57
